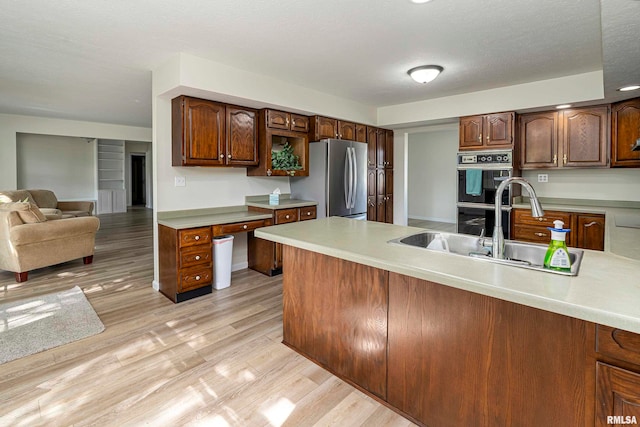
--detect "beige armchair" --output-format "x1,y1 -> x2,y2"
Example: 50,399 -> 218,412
0,189 -> 94,219
0,202 -> 100,282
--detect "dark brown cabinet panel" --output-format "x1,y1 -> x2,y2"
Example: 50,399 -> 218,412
282,246 -> 389,399
576,214 -> 606,251
366,128 -> 393,223
172,96 -> 226,166
172,96 -> 258,167
367,126 -> 378,168
290,114 -> 309,133
387,272 -> 591,427
519,111 -> 560,168
520,106 -> 610,169
266,109 -> 309,133
459,112 -> 514,150
612,97 -> 640,167
596,363 -> 640,426
597,324 -> 640,367
337,121 -> 356,141
355,124 -> 367,143
311,116 -> 338,140
226,106 -> 259,166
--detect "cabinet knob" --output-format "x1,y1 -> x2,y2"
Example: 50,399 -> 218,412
486,135 -> 490,142
195,275 -> 201,281
195,255 -> 201,260
220,154 -> 224,159
243,224 -> 248,229
228,154 -> 232,159
553,154 -> 557,164
289,171 -> 295,176
563,154 -> 567,164
291,119 -> 295,127
194,235 -> 200,240
286,118 -> 290,127
307,212 -> 311,216
537,217 -> 547,222
285,215 -> 290,219
478,134 -> 482,142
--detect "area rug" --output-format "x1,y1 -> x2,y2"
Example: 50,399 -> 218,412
0,286 -> 105,365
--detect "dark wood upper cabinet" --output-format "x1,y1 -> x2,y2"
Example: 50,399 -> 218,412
226,106 -> 259,166
520,106 -> 609,169
519,111 -> 560,168
311,116 -> 338,140
290,114 -> 309,133
367,126 -> 378,168
355,124 -> 367,143
172,96 -> 226,166
337,121 -> 356,141
611,97 -> 640,167
459,112 -> 514,150
266,109 -> 309,133
385,129 -> 394,169
172,96 -> 258,167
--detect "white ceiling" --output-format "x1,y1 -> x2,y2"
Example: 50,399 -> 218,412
0,0 -> 638,128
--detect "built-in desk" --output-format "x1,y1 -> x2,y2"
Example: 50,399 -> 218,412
157,197 -> 317,303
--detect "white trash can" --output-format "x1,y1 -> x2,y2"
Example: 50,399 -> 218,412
213,235 -> 234,289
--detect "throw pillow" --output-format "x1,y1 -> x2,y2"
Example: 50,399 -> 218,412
0,202 -> 47,223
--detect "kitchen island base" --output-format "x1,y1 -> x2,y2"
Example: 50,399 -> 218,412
282,245 -> 600,427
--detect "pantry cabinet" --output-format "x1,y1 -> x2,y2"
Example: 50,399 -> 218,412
611,97 -> 640,167
172,96 -> 258,167
366,127 -> 393,223
459,112 -> 514,150
519,106 -> 610,169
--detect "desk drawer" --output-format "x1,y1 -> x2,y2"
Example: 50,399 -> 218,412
214,218 -> 268,235
180,246 -> 212,269
512,225 -> 552,244
179,227 -> 212,248
299,206 -> 317,221
179,266 -> 212,292
275,208 -> 299,224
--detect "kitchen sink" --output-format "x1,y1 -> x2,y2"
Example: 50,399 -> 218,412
388,231 -> 583,276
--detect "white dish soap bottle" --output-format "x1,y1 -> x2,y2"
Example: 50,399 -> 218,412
543,220 -> 572,272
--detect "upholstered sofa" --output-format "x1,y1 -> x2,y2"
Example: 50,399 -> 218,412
0,201 -> 100,282
0,189 -> 94,219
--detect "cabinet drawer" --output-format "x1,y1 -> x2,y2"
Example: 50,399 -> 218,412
180,246 -> 212,269
597,325 -> 640,366
513,209 -> 571,227
512,225 -> 552,244
179,266 -> 212,292
214,218 -> 268,234
275,208 -> 299,224
299,206 -> 317,221
179,227 -> 212,248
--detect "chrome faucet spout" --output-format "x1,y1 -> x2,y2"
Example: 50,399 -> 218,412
492,177 -> 544,259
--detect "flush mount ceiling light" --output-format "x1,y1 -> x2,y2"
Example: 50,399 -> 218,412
411,0 -> 433,3
618,85 -> 640,92
408,65 -> 443,84
556,104 -> 572,109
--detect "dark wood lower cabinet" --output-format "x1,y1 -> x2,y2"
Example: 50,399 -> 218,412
596,363 -> 640,426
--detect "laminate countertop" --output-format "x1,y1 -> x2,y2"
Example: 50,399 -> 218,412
255,217 -> 640,334
512,197 -> 640,260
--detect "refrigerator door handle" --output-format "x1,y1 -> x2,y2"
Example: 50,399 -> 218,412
344,148 -> 351,209
347,147 -> 354,208
350,147 -> 357,209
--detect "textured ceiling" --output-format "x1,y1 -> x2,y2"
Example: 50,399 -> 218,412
0,0 -> 637,128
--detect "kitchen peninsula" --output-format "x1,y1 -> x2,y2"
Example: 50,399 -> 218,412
255,217 -> 640,426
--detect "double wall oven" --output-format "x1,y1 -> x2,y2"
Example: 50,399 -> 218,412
457,150 -> 514,238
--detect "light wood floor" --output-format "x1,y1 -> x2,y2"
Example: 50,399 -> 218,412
0,208 -> 415,427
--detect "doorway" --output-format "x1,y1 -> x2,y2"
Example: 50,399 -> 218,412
131,154 -> 146,206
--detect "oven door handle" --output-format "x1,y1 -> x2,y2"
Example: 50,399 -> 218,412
457,202 -> 512,211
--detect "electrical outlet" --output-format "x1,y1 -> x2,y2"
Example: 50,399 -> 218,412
174,176 -> 186,187
537,174 -> 548,183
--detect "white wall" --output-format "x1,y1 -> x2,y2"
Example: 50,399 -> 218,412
0,114 -> 151,190
407,126 -> 458,223
522,169 -> 640,202
17,133 -> 97,200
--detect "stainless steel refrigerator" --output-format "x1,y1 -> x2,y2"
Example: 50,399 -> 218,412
290,139 -> 367,220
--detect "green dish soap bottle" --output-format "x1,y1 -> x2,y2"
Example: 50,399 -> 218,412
543,220 -> 572,272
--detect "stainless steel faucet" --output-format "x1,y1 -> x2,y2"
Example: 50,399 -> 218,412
492,177 -> 544,259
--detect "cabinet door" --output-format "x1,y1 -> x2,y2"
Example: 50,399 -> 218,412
459,115 -> 484,149
265,110 -> 290,130
562,106 -> 609,167
290,114 -> 309,132
385,129 -> 394,169
376,129 -> 386,168
485,112 -> 514,148
367,127 -> 378,168
182,97 -> 226,166
337,121 -> 356,140
576,214 -> 605,251
519,112 -> 559,168
612,98 -> 640,167
376,169 -> 386,222
596,363 -> 640,427
367,169 -> 377,220
315,116 -> 338,140
355,124 -> 367,143
226,106 -> 258,166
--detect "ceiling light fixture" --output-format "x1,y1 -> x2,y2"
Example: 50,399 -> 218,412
411,0 -> 433,3
618,85 -> 640,92
408,65 -> 443,84
556,104 -> 572,109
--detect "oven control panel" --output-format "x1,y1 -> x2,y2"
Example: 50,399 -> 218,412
458,150 -> 512,165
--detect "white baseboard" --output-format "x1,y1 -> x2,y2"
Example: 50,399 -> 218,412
152,279 -> 159,291
232,262 -> 248,272
408,215 -> 456,224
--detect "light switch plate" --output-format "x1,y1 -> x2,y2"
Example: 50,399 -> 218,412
174,176 -> 186,187
537,174 -> 548,183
